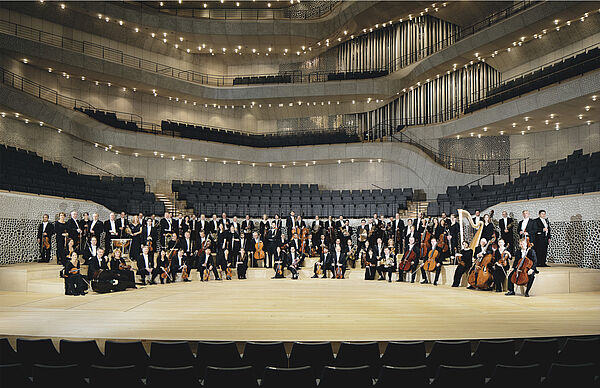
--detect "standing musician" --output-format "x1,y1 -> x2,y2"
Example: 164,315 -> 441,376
273,214 -> 282,233
231,216 -> 241,235
160,212 -> 174,247
109,248 -> 136,288
482,214 -> 496,242
137,245 -> 159,285
219,212 -> 230,232
312,245 -> 330,278
420,237 -> 443,286
452,241 -> 473,287
346,238 -> 357,268
259,214 -> 270,240
37,214 -> 55,263
397,236 -> 419,283
392,213 -> 405,252
80,212 -> 91,252
179,230 -> 197,272
377,246 -> 396,282
54,212 -> 69,265
415,212 -> 426,236
236,248 -> 249,279
374,237 -> 385,265
506,238 -> 538,297
364,249 -> 378,280
209,214 -> 220,237
272,245 -> 286,279
534,210 -> 551,267
218,248 -> 234,280
289,233 -> 302,255
157,249 -> 172,284
171,249 -> 191,282
142,218 -> 158,254
287,246 -> 301,280
303,234 -> 316,257
89,213 -> 103,244
472,210 -> 482,225
265,223 -> 279,268
493,238 -> 511,292
239,232 -> 250,258
278,230 -> 289,253
324,216 -> 336,245
340,220 -> 352,245
467,238 -> 493,290
330,244 -> 347,279
286,210 -> 297,240
129,215 -> 143,261
518,210 -> 536,243
199,248 -> 220,281
88,247 -> 109,280
448,214 -> 460,260
83,236 -> 100,265
357,219 -> 368,254
104,213 -> 119,253
311,216 -> 323,241
198,214 -> 209,236
66,211 -> 83,254
499,211 -> 514,254
117,212 -> 129,239
175,213 -> 185,238
405,223 -> 418,248
189,214 -> 199,242
318,234 -> 328,255
216,223 -> 227,254
63,252 -> 88,296
241,215 -> 254,240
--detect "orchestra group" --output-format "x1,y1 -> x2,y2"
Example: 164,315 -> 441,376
37,208 -> 551,297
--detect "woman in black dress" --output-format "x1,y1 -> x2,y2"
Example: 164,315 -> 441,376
54,212 -> 68,266
129,215 -> 142,261
109,248 -> 136,288
64,251 -> 88,295
482,214 -> 496,242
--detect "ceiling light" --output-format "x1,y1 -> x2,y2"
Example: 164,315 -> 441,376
105,17 -> 109,22
545,120 -> 549,125
48,68 -> 52,72
500,131 -> 504,135
483,127 -> 487,131
119,20 -> 123,25
550,113 -> 556,118
60,3 -> 65,9
554,19 -> 559,25
587,120 -> 592,125
579,114 -> 583,119
151,32 -> 155,37
585,106 -> 591,111
22,58 -> 28,64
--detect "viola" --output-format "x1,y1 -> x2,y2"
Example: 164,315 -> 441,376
203,268 -> 210,281
399,249 -> 417,271
423,247 -> 438,272
511,250 -> 534,286
300,227 -> 310,255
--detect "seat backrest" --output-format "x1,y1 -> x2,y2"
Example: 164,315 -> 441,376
261,366 -> 316,388
427,340 -> 472,370
320,365 -> 372,388
471,340 -> 515,373
432,364 -> 485,387
146,365 -> 199,387
545,362 -> 597,387
149,341 -> 196,368
0,338 -> 17,365
204,366 -> 258,388
375,365 -> 429,388
89,365 -> 144,387
489,364 -> 540,386
32,364 -> 86,388
242,342 -> 288,379
381,341 -> 426,367
557,337 -> 600,365
196,342 -> 243,376
16,338 -> 62,366
335,342 -> 381,373
289,342 -> 334,379
103,341 -> 149,367
0,363 -> 29,387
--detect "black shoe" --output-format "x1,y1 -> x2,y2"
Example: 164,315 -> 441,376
149,280 -> 156,285
183,279 -> 190,282
433,282 -> 437,286
322,276 -> 327,279
467,286 -> 475,290
505,291 -> 515,296
420,279 -> 428,284
451,285 -> 458,287
388,279 -> 392,283
378,277 -> 385,281
524,292 -> 530,297
396,279 -> 402,282
311,274 -> 318,278
495,289 -> 502,292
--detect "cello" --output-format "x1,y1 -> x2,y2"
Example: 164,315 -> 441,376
475,237 -> 497,289
423,246 -> 439,272
511,247 -> 534,286
254,240 -> 265,265
467,236 -> 495,288
399,248 -> 417,271
420,229 -> 431,258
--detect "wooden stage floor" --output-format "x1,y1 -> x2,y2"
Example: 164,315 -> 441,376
0,272 -> 599,344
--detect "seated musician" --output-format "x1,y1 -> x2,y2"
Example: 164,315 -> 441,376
199,248 -> 220,281
330,244 -> 347,279
221,249 -> 234,280
109,248 -> 136,288
157,249 -> 172,284
236,248 -> 248,279
377,246 -> 396,282
88,247 -> 109,280
318,234 -> 328,255
467,238 -> 491,290
178,230 -> 197,273
364,249 -> 378,280
83,236 -> 100,265
506,238 -> 537,297
287,246 -> 301,280
167,232 -> 179,251
137,245 -> 160,285
420,237 -> 443,286
63,251 -> 88,296
452,241 -> 473,287
171,249 -> 191,282
304,234 -> 316,258
312,245 -> 331,278
493,239 -> 511,292
346,239 -> 357,268
397,236 -> 419,283
330,238 -> 343,256
272,246 -> 286,279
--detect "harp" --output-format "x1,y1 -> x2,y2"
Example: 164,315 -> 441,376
458,209 -> 484,251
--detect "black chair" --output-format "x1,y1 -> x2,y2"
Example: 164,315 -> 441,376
146,365 -> 199,387
335,342 -> 381,377
556,337 -> 600,365
0,338 -> 17,365
196,342 -> 243,378
31,364 -> 86,388
426,340 -> 472,375
203,366 -> 258,388
16,339 -> 63,372
514,338 -> 558,374
149,341 -> 196,368
242,342 -> 288,379
0,363 -> 30,387
487,364 -> 541,387
374,365 -> 429,388
470,339 -> 515,376
319,365 -> 373,388
103,341 -> 149,377
89,365 -> 144,388
288,342 -> 334,379
543,363 -> 597,387
260,366 -> 316,388
381,341 -> 426,367
431,364 -> 485,387
59,340 -> 103,376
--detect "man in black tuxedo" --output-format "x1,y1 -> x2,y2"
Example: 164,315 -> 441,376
209,214 -> 220,236
506,238 -> 538,297
330,244 -> 347,279
137,245 -> 159,285
533,210 -> 551,267
312,245 -> 332,278
159,212 -> 175,246
472,210 -> 482,225
89,213 -> 104,244
142,218 -> 158,250
392,213 -> 405,251
117,211 -> 129,238
83,236 -> 100,265
88,247 -> 109,280
178,230 -> 197,270
104,213 -> 119,253
518,210 -> 536,243
37,214 -> 55,262
311,216 -> 323,241
241,215 -> 254,240
66,211 -> 83,252
286,210 -> 297,240
219,212 -> 230,230
498,211 -> 514,254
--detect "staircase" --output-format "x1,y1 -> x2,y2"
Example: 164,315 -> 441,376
155,193 -> 176,214
400,200 -> 430,218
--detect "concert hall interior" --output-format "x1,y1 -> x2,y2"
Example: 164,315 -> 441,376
1,0 -> 600,386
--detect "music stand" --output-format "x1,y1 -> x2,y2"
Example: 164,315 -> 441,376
111,239 -> 132,258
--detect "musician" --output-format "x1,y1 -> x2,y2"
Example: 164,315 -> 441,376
166,232 -> 179,252
330,244 -> 347,279
518,210 -> 536,242
448,214 -> 460,258
493,239 -> 511,292
506,238 -> 538,297
312,245 -> 330,278
265,223 -> 278,268
431,217 -> 442,236
311,216 -> 323,241
198,214 -> 209,235
241,215 -> 254,240
271,214 -> 282,234
37,214 -> 55,263
330,238 -> 343,256
159,212 -> 174,246
129,215 -> 142,261
219,212 -> 230,230
377,246 -> 396,282
289,233 -> 302,254
296,215 -> 306,230
209,214 -> 220,236
117,212 -> 129,238
420,237 -> 443,286
171,249 -> 191,282
285,210 -> 297,240
190,214 -> 199,241
472,210 -> 482,226
340,220 -> 352,245
231,215 -> 240,235
89,213 -> 103,242
157,249 -> 172,284
482,214 -> 496,242
199,248 -> 220,281
362,249 -> 376,280
88,247 -> 109,280
178,230 -> 197,271
239,232 -> 250,257
304,234 -> 316,257
324,216 -> 336,245
66,239 -> 77,263
357,219 -> 368,253
534,210 -> 551,267
467,237 -> 493,290
499,211 -> 514,254
374,238 -> 385,264
346,239 -> 357,268
398,236 -> 419,283
63,252 -> 88,296
174,213 -> 185,238
278,232 -> 289,253
287,246 -> 301,280
54,212 -> 69,265
226,225 -> 241,258
259,214 -> 270,240
66,211 -> 83,254
216,223 -> 227,254
142,218 -> 158,254
138,212 -> 146,227
452,241 -> 473,287
83,236 -> 100,265
272,246 -> 286,279
109,248 -> 136,287
318,234 -> 328,255
392,213 -> 405,252
236,248 -> 249,279
104,213 -> 119,253
415,212 -> 426,235
80,212 -> 91,251
138,245 -> 159,285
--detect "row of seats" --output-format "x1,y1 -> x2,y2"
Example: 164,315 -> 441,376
429,149 -> 600,215
327,70 -> 388,81
75,107 -> 139,132
233,74 -> 293,85
0,144 -> 165,215
2,337 -> 598,387
465,46 -> 600,114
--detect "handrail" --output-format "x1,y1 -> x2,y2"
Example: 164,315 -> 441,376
463,158 -> 529,187
73,156 -> 116,177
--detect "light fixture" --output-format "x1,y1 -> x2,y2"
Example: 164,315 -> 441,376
81,76 -> 85,80
48,68 -> 52,72
154,151 -> 158,156
587,120 -> 592,125
483,127 -> 487,132
22,58 -> 28,64
592,95 -> 597,101
512,123 -> 516,127
119,20 -> 123,25
578,114 -> 583,120
585,106 -> 591,111
105,17 -> 109,22
60,3 -> 65,9
39,121 -> 43,126
550,113 -> 556,118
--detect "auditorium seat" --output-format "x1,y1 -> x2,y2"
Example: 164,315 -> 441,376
430,364 -> 486,387
146,365 -> 200,387
149,341 -> 196,369
556,337 -> 600,366
0,338 -> 17,365
241,342 -> 288,379
513,338 -> 558,374
103,341 -> 149,377
59,340 -> 104,376
486,364 -> 541,387
425,340 -> 472,375
260,366 -> 316,388
380,341 -> 426,367
334,342 -> 381,377
288,342 -> 334,379
16,339 -> 63,373
543,363 -> 597,388
319,365 -> 373,388
31,364 -> 87,388
470,339 -> 515,376
89,365 -> 145,388
0,363 -> 30,388
196,342 -> 243,378
203,366 -> 258,388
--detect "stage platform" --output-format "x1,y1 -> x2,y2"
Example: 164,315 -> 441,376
0,259 -> 599,345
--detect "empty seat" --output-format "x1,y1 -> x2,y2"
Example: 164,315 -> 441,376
543,363 -> 597,388
0,363 -> 30,388
89,365 -> 144,388
288,342 -> 334,379
381,341 -> 426,367
470,339 -> 515,375
103,341 -> 149,377
514,338 -> 558,373
242,342 -> 288,379
149,341 -> 196,368
431,364 -> 485,387
335,342 -> 381,377
196,342 -> 243,377
556,337 -> 600,365
319,365 -> 372,388
0,338 -> 17,365
487,364 -> 541,387
32,364 -> 86,388
374,365 -> 429,388
426,340 -> 472,375
59,339 -> 103,376
16,339 -> 63,371
203,366 -> 258,388
146,365 -> 199,387
260,366 -> 316,388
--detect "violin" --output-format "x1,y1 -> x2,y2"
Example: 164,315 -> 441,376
399,249 -> 417,271
498,250 -> 511,267
335,265 -> 343,279
203,268 -> 210,281
147,239 -> 153,253
511,249 -> 534,286
423,247 -> 439,272
182,264 -> 189,280
300,227 -> 310,255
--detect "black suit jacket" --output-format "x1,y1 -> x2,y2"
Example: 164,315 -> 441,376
518,219 -> 536,240
533,218 -> 551,242
512,247 -> 538,271
160,218 -> 175,236
37,222 -> 55,240
66,218 -> 82,240
104,220 -> 119,237
88,256 -> 109,276
89,220 -> 104,239
137,253 -> 155,271
142,225 -> 158,246
332,251 -> 347,267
